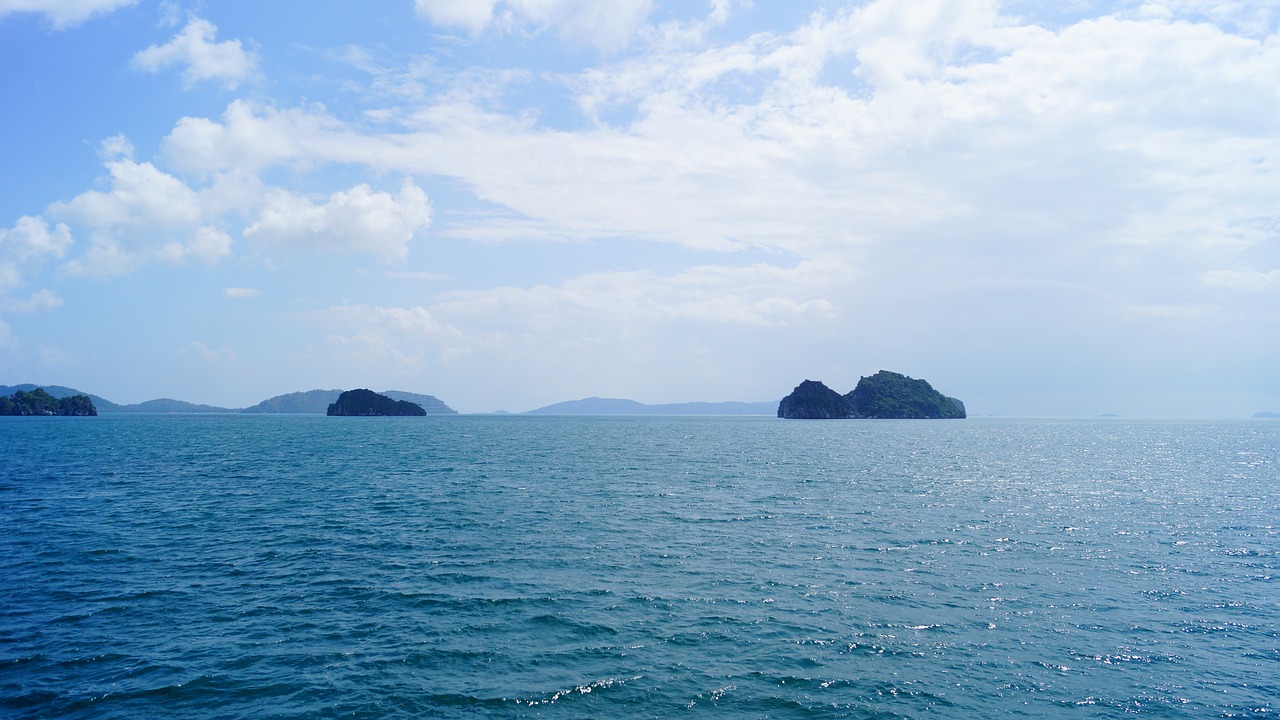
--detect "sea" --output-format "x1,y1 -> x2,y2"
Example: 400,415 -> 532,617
1,414 -> 1276,718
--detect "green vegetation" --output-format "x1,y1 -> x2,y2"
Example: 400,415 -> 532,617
778,371 -> 965,419
0,388 -> 97,416
846,370 -> 966,419
776,380 -> 854,419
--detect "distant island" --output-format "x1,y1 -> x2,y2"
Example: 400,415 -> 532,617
778,371 -> 965,419
327,389 -> 427,416
0,387 -> 97,416
0,384 -> 455,414
1254,411 -> 1280,419
244,389 -> 455,414
526,397 -> 776,415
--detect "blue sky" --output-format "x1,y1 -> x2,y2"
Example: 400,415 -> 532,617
2,0 -> 1278,415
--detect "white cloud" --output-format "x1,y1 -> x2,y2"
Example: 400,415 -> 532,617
414,0 -> 496,34
131,17 -> 256,89
0,0 -> 135,28
224,286 -> 261,299
158,226 -> 232,265
178,340 -> 239,364
415,0 -> 653,50
54,144 -> 202,230
244,179 -> 432,263
161,100 -> 353,177
2,288 -> 63,314
45,135 -> 432,275
0,215 -> 73,293
1,215 -> 73,265
1200,268 -> 1280,292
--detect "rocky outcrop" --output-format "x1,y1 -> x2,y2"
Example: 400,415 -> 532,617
326,389 -> 427,416
778,371 -> 965,419
776,380 -> 853,419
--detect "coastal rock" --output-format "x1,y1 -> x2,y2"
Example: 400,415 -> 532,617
778,371 -> 965,419
326,389 -> 427,416
776,380 -> 852,419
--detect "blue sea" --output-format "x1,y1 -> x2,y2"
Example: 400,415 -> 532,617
2,415 -> 1276,718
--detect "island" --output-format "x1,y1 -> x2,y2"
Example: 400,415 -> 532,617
244,389 -> 455,414
778,371 -> 965,419
0,387 -> 97,416
326,389 -> 427,416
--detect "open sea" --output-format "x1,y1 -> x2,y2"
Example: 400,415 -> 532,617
1,414 -> 1277,718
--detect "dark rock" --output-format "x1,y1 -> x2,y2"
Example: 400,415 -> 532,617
326,389 -> 427,416
777,380 -> 852,419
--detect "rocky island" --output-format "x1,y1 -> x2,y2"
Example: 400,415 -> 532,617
778,371 -> 965,419
327,389 -> 427,416
0,387 -> 97,416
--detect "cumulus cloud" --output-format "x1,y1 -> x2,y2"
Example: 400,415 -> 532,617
0,0 -> 135,28
161,100 -> 352,177
415,0 -> 653,50
244,180 -> 432,263
224,286 -> 261,299
55,152 -> 202,231
0,215 -> 73,293
158,226 -> 232,265
132,17 -> 256,89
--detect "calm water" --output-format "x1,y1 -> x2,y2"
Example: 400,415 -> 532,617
1,415 -> 1276,718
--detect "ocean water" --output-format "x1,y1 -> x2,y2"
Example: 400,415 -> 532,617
1,415 -> 1276,718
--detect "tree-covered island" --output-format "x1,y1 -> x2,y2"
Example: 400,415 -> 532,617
326,389 -> 427,416
778,371 -> 965,419
0,388 -> 97,416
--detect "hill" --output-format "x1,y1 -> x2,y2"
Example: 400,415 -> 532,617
778,371 -> 966,419
242,389 -> 455,414
326,389 -> 427,416
0,384 -> 120,412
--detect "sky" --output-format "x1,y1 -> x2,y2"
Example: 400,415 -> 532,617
1,0 -> 1278,415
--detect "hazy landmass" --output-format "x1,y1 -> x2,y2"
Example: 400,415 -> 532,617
526,398 -> 777,415
2,384 -> 456,415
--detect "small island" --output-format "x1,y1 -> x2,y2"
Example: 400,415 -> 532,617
0,387 -> 97,416
778,371 -> 965,419
326,389 -> 427,416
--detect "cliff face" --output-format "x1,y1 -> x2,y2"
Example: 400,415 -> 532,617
778,372 -> 965,419
326,389 -> 427,416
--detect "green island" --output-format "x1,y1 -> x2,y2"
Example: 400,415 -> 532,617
326,389 -> 428,416
0,387 -> 97,416
778,371 -> 965,419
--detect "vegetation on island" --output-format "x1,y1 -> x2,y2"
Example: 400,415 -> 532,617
846,370 -> 966,419
326,389 -> 427,416
778,371 -> 966,419
0,388 -> 97,416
